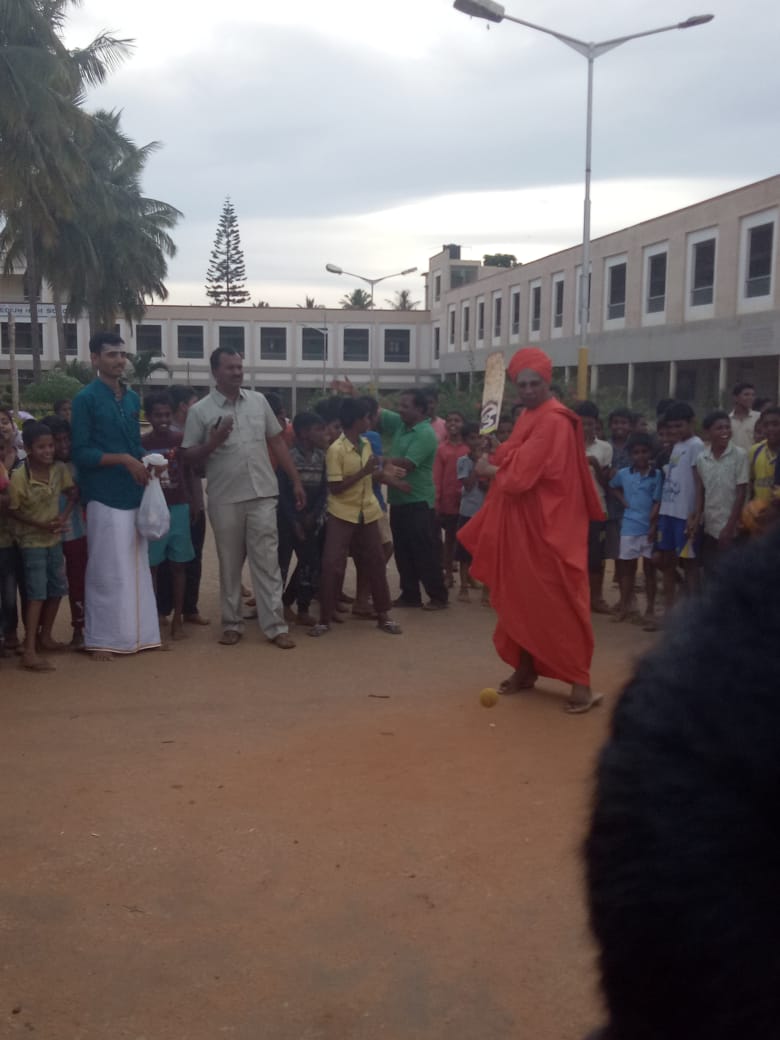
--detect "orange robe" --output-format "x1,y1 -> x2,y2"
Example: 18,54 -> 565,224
458,398 -> 603,686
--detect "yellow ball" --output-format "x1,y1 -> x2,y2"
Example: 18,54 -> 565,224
479,687 -> 499,708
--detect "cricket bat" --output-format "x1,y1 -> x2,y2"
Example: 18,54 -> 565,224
479,351 -> 507,436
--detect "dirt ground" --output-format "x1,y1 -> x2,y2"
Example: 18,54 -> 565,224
1,546 -> 654,1040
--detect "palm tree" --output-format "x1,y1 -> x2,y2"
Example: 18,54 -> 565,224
0,0 -> 132,377
297,295 -> 322,308
126,351 -> 170,389
386,289 -> 420,310
339,288 -> 373,310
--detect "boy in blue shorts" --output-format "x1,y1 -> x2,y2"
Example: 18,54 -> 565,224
655,401 -> 704,613
141,391 -> 195,641
608,433 -> 662,626
8,422 -> 76,672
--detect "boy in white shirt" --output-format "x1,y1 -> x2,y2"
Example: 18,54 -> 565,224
655,401 -> 704,611
693,410 -> 748,574
574,401 -> 613,613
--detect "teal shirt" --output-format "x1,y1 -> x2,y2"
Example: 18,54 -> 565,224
71,379 -> 144,510
381,410 -> 438,507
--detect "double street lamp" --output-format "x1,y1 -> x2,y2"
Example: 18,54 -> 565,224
325,262 -> 418,306
325,262 -> 419,385
453,0 -> 714,399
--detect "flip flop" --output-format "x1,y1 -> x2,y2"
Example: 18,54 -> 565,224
565,692 -> 605,715
307,624 -> 330,638
270,633 -> 296,649
377,620 -> 402,635
218,630 -> 242,646
498,674 -> 537,694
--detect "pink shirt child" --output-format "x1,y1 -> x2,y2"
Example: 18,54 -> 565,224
434,439 -> 468,516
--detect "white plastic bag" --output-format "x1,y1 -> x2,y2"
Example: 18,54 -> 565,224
137,474 -> 170,541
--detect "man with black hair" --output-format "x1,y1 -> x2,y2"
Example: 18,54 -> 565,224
182,346 -> 305,649
380,390 -> 448,609
574,401 -> 613,613
71,330 -> 159,660
729,380 -> 760,451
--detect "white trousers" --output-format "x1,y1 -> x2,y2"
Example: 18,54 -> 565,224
85,501 -> 161,653
207,496 -> 287,639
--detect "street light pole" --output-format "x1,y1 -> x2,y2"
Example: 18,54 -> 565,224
325,262 -> 418,386
453,1 -> 714,399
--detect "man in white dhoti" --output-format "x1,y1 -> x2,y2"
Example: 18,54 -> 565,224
71,331 -> 160,659
182,346 -> 305,648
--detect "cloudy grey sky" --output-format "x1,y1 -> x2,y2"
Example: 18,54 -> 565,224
66,0 -> 778,307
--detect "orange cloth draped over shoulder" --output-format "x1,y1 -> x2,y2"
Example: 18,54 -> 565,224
458,397 -> 604,686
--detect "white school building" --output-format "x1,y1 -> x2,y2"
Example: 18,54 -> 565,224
2,175 -> 779,412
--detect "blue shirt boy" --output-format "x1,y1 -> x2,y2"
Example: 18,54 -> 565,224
609,466 -> 663,536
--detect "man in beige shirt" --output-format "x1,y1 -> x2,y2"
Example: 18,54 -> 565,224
729,381 -> 761,452
182,347 -> 305,648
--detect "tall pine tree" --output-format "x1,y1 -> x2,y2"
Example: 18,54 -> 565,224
205,197 -> 251,305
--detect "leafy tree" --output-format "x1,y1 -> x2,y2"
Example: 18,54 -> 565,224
126,351 -> 170,389
205,197 -> 250,306
386,288 -> 420,310
297,296 -> 322,308
254,299 -> 270,308
22,370 -> 84,407
339,288 -> 373,310
483,253 -> 518,268
0,0 -> 132,378
54,358 -> 93,385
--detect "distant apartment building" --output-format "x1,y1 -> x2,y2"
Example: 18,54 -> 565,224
430,175 -> 780,409
1,175 -> 779,409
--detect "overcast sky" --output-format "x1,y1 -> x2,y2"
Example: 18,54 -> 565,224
65,0 -> 777,308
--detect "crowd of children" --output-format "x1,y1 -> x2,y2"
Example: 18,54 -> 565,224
1,378 -> 778,669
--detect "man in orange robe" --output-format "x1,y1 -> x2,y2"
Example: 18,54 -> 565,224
458,347 -> 605,713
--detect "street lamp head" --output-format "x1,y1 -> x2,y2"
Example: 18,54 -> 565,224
453,0 -> 505,23
401,267 -> 418,276
325,263 -> 343,275
678,14 -> 714,28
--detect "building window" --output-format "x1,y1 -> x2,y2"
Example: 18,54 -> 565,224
746,222 -> 773,298
647,252 -> 667,313
219,325 -> 244,354
433,326 -> 440,361
511,289 -> 520,335
530,284 -> 541,334
64,322 -> 78,356
1,322 -> 40,354
260,327 -> 286,361
477,299 -> 485,341
462,303 -> 470,343
343,328 -> 369,362
434,273 -> 441,302
177,325 -> 204,359
302,328 -> 327,362
448,308 -> 455,345
606,261 -> 627,320
384,328 -> 410,363
493,293 -> 502,338
137,323 -> 162,354
691,238 -> 716,306
552,277 -> 564,329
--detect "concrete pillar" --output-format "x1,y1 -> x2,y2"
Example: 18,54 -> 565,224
627,362 -> 635,407
589,363 -> 599,396
718,358 -> 728,405
669,360 -> 677,398
291,376 -> 298,415
562,365 -> 571,388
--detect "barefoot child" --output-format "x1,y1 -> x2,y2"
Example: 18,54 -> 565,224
48,416 -> 87,648
433,411 -> 467,588
278,412 -> 328,626
693,410 -> 748,574
8,422 -> 75,671
608,433 -> 661,624
455,422 -> 489,604
141,391 -> 195,640
655,402 -> 704,610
